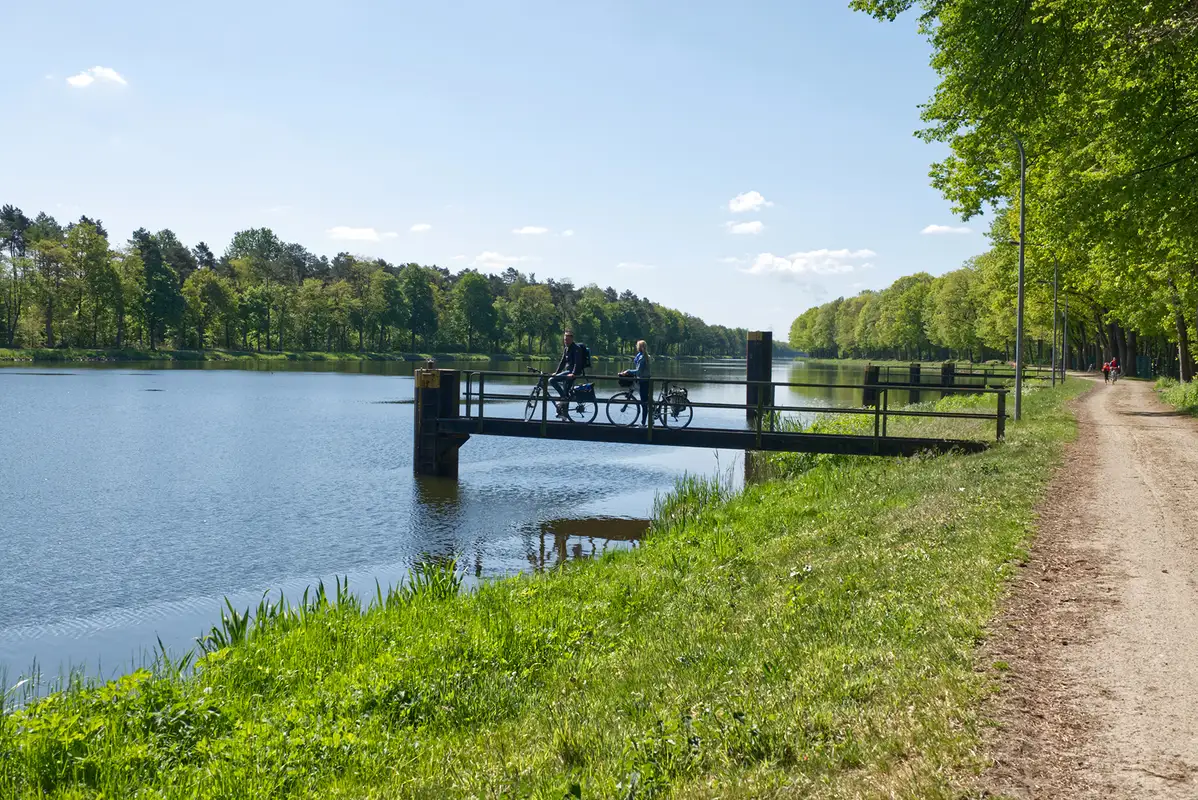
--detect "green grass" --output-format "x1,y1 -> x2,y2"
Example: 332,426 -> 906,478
0,382 -> 1087,798
1155,377 -> 1198,415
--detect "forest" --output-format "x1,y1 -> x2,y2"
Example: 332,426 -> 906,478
789,218 -> 1084,365
813,0 -> 1198,380
0,206 -> 747,358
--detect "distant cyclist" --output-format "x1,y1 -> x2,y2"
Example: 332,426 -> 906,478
619,340 -> 652,425
1102,361 -> 1111,383
1109,356 -> 1120,383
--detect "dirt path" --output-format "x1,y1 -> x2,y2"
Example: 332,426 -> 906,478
981,377 -> 1198,799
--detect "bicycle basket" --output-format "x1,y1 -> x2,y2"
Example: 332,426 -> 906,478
573,383 -> 596,402
618,377 -> 634,388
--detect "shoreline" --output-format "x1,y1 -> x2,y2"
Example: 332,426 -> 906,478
1,382 -> 1085,796
0,347 -> 751,365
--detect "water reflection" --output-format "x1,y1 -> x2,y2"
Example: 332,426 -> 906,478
521,517 -> 647,572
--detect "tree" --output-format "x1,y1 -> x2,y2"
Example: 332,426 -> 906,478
511,284 -> 556,353
132,229 -> 183,350
63,222 -> 114,346
452,271 -> 496,352
0,205 -> 31,346
400,265 -> 437,351
193,242 -> 216,271
182,269 -> 233,349
924,268 -> 980,360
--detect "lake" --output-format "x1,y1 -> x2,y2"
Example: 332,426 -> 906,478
0,357 -> 873,691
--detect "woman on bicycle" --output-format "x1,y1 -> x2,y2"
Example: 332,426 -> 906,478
619,340 -> 652,425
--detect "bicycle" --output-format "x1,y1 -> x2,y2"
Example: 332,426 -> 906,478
523,368 -> 598,424
605,380 -> 694,428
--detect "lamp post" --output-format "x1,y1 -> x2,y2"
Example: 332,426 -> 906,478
1014,134 -> 1027,421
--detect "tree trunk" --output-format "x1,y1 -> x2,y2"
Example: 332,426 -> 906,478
1126,330 -> 1139,377
1176,310 -> 1194,382
44,299 -> 54,347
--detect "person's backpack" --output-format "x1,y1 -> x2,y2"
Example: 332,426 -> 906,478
576,343 -> 592,372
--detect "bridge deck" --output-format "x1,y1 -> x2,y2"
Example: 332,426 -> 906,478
435,417 -> 987,457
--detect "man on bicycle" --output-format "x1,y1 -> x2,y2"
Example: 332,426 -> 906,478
550,330 -> 583,413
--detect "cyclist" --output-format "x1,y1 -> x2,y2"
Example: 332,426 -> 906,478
550,330 -> 584,415
619,340 -> 652,425
1102,361 -> 1110,383
1109,355 -> 1120,382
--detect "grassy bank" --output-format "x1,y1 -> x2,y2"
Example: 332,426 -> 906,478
1155,377 -> 1198,415
0,383 -> 1086,798
0,347 -> 742,365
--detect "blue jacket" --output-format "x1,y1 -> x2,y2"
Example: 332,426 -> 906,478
632,352 -> 650,379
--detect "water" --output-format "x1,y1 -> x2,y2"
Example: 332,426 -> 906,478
0,358 -> 871,690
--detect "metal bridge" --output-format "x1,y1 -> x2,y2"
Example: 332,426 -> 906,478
412,333 -> 1010,477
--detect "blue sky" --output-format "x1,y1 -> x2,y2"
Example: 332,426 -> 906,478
2,0 -> 986,335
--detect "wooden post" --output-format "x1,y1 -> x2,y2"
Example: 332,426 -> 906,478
746,331 -> 774,423
996,389 -> 1007,441
414,368 -> 468,477
909,362 -> 921,405
940,361 -> 955,399
863,364 -> 879,408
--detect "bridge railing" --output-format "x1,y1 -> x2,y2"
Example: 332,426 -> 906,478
458,370 -> 1009,443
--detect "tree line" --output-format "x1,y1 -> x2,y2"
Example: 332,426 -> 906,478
839,0 -> 1198,380
790,217 -> 1095,366
0,205 -> 747,358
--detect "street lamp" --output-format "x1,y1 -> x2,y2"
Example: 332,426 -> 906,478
1014,134 -> 1027,421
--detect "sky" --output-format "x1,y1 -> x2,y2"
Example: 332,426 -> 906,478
1,0 -> 988,336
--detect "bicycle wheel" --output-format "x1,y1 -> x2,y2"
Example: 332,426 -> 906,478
566,396 -> 598,424
661,396 -> 694,429
606,392 -> 640,426
523,384 -> 543,422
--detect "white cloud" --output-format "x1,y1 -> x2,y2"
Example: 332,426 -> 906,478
729,191 -> 773,213
921,224 -> 972,235
410,223 -> 432,233
473,251 -> 532,269
513,226 -> 549,235
327,226 -> 398,242
452,255 -> 467,261
719,256 -> 745,265
616,262 -> 656,270
725,220 -> 764,235
743,248 -> 876,277
561,229 -> 575,237
66,66 -> 127,88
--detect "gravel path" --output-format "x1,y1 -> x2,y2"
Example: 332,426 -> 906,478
981,377 -> 1198,798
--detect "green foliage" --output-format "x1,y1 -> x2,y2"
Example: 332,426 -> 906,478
1,384 -> 1086,797
844,0 -> 1198,381
0,207 -> 747,357
1156,378 -> 1198,415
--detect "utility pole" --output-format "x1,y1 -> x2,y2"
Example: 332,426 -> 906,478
1014,134 -> 1026,421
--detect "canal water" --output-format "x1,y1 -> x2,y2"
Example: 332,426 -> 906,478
0,358 -> 872,690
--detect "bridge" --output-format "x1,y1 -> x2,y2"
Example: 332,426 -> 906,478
412,333 -> 1010,477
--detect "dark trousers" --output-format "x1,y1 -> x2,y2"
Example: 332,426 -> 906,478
550,371 -> 574,399
638,379 -> 652,423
